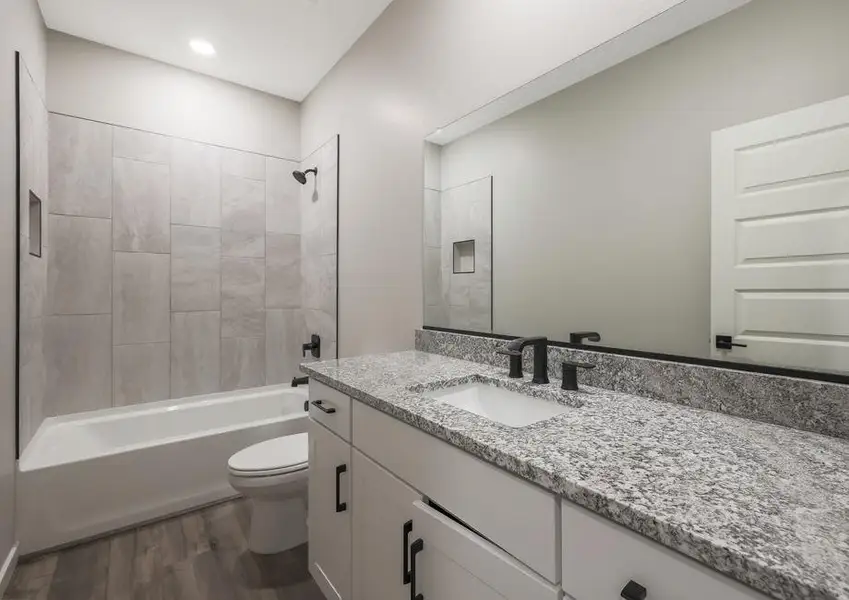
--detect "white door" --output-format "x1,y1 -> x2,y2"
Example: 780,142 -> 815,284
309,420 -> 352,600
352,450 -> 421,600
711,94 -> 849,372
410,501 -> 560,600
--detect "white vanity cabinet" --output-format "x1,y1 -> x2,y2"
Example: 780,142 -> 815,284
308,418 -> 352,600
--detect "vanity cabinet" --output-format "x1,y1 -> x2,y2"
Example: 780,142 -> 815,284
308,418 -> 352,600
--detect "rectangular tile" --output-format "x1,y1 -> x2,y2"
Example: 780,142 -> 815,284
45,314 -> 112,416
222,148 -> 266,181
114,252 -> 171,345
266,158 -> 300,234
266,233 -> 301,309
171,225 -> 221,311
113,343 -> 170,406
48,215 -> 112,315
20,233 -> 46,321
49,113 -> 113,218
113,157 -> 171,253
221,337 -> 265,392
301,253 -> 336,315
19,317 -> 45,445
221,230 -> 265,258
221,257 -> 265,338
113,127 -> 170,164
171,138 -> 221,227
171,312 -> 221,398
266,309 -> 304,385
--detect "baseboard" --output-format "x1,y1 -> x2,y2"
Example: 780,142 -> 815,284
0,542 -> 20,597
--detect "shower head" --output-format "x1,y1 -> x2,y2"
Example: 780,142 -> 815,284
293,167 -> 318,185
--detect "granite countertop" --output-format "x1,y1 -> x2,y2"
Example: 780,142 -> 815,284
302,351 -> 849,600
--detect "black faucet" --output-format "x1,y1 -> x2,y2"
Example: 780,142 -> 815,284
561,361 -> 595,391
302,334 -> 321,359
291,376 -> 309,388
569,331 -> 601,345
497,337 -> 549,384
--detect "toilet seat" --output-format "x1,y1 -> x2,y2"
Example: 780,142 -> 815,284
228,433 -> 308,477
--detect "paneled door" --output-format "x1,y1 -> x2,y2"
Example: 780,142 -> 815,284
711,94 -> 849,371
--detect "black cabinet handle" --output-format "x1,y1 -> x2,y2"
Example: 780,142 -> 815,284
335,464 -> 347,513
621,579 -> 647,600
410,538 -> 424,600
402,521 -> 413,584
716,335 -> 748,350
311,400 -> 336,414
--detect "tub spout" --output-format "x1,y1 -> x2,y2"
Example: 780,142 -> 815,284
291,376 -> 309,388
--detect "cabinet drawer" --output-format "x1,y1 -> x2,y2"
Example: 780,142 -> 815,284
412,501 -> 560,600
561,500 -> 770,600
309,380 -> 352,442
353,401 -> 559,583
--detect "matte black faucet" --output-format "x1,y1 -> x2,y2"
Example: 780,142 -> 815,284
569,331 -> 601,345
497,337 -> 549,384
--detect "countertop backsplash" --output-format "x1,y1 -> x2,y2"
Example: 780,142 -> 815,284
415,329 -> 849,440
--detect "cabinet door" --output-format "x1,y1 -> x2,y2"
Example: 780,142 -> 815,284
309,419 -> 352,600
352,450 -> 421,600
410,501 -> 560,600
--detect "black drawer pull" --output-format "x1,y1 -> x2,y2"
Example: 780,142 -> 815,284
402,521 -> 413,584
410,538 -> 424,600
335,464 -> 347,513
311,400 -> 336,414
621,580 -> 647,600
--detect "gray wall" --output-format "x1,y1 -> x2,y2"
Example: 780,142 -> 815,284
438,0 -> 849,357
0,0 -> 46,580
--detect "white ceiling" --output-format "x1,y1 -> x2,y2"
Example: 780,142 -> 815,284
37,0 -> 396,102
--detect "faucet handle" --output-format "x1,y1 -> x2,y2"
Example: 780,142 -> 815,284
496,347 -> 523,379
561,361 -> 596,391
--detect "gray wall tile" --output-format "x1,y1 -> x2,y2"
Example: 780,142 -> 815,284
222,174 -> 265,230
221,257 -> 265,338
171,311 -> 221,398
222,230 -> 265,258
45,314 -> 112,416
113,127 -> 170,164
19,317 -> 45,445
48,215 -> 112,315
20,235 -> 46,321
113,158 -> 171,253
222,148 -> 266,181
49,113 -> 113,218
113,252 -> 170,345
301,253 -> 336,315
266,157 -> 300,234
266,233 -> 301,309
266,309 -> 304,385
171,225 -> 221,311
221,337 -> 265,391
113,343 -> 170,406
171,138 -> 221,227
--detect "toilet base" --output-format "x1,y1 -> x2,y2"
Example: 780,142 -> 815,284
248,496 -> 308,555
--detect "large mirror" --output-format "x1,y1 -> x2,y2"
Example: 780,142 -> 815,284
422,0 -> 849,376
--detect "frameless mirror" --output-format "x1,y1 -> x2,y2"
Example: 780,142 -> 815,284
422,0 -> 849,377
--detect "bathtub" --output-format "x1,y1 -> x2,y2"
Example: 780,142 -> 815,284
17,384 -> 308,555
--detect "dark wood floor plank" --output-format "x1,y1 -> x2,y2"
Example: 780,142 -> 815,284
46,537 -> 109,600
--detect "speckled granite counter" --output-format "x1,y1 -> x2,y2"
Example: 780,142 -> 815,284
302,351 -> 849,600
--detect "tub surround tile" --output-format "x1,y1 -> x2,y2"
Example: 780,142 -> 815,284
302,350 -> 849,600
113,157 -> 171,253
221,257 -> 266,339
113,253 -> 170,345
266,309 -> 304,385
222,230 -> 265,258
113,343 -> 170,406
266,233 -> 301,309
222,175 -> 265,234
48,215 -> 112,315
45,314 -> 112,416
301,254 -> 336,315
171,225 -> 221,311
221,337 -> 265,391
171,138 -> 221,228
113,127 -> 170,165
416,329 -> 849,440
222,148 -> 266,181
171,312 -> 221,398
49,113 -> 113,218
266,158 -> 300,235
19,317 -> 46,445
20,234 -> 47,321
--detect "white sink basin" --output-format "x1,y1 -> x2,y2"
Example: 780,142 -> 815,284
424,382 -> 570,427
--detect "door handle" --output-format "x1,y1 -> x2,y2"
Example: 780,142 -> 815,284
716,335 -> 748,350
311,400 -> 337,414
335,464 -> 347,513
410,538 -> 424,600
402,520 -> 413,584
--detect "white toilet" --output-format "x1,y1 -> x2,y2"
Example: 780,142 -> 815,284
228,433 -> 309,555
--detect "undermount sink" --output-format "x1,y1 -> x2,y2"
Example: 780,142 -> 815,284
423,382 -> 571,427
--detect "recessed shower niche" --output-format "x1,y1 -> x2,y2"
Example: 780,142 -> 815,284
453,239 -> 475,274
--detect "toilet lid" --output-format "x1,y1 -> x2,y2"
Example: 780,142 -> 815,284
228,433 -> 308,476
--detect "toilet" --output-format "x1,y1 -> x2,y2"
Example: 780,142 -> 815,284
228,433 -> 309,554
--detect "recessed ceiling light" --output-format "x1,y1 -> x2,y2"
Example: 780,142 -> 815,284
190,39 -> 216,57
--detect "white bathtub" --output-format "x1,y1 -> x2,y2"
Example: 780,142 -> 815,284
17,384 -> 309,555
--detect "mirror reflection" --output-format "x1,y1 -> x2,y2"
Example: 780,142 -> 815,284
422,0 -> 849,375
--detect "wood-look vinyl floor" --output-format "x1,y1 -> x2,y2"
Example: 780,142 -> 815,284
4,499 -> 325,600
